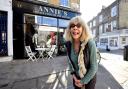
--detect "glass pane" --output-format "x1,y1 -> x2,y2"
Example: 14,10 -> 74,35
43,16 -> 57,26
59,19 -> 69,27
60,0 -> 68,7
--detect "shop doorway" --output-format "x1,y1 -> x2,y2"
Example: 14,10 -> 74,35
13,11 -> 24,59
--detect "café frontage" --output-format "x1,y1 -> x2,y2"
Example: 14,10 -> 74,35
12,0 -> 80,59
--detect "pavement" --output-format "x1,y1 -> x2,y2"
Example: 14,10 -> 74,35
99,49 -> 128,89
0,49 -> 127,89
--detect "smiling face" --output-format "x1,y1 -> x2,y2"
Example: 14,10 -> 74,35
70,22 -> 83,41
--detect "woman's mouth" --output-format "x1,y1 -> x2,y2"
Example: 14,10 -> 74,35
73,32 -> 79,35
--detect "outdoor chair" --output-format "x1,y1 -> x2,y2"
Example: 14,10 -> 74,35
46,45 -> 56,60
25,46 -> 37,61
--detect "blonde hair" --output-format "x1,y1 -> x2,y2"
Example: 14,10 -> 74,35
64,16 -> 92,42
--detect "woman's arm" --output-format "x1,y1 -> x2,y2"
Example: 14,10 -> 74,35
80,40 -> 98,84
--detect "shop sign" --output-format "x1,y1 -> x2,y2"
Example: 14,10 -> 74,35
33,6 -> 77,19
13,1 -> 78,19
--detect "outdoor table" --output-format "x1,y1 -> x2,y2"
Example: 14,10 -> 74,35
35,47 -> 50,60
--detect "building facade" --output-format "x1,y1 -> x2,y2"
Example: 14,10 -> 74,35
88,0 -> 128,50
12,0 -> 80,59
0,0 -> 13,61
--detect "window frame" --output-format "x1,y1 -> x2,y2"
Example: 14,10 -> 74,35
60,0 -> 69,7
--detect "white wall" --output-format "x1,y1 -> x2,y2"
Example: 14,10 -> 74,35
0,0 -> 13,56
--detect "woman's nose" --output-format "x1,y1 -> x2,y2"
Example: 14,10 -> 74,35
73,26 -> 78,30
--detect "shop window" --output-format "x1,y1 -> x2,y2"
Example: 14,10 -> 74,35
59,19 -> 69,28
122,37 -> 126,44
100,38 -> 108,45
37,16 -> 42,25
109,38 -> 118,47
37,16 -> 57,26
109,40 -> 114,46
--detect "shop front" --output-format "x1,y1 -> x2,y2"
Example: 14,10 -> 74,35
99,29 -> 128,50
12,0 -> 80,59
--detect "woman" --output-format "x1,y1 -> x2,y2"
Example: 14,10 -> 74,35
64,16 -> 98,89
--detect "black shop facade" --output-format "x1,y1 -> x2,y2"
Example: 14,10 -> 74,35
12,0 -> 80,59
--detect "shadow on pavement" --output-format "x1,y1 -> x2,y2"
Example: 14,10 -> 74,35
0,56 -> 74,89
8,71 -> 73,89
96,64 -> 123,89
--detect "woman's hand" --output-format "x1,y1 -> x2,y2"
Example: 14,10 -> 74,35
75,82 -> 83,88
72,75 -> 84,88
72,75 -> 78,83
